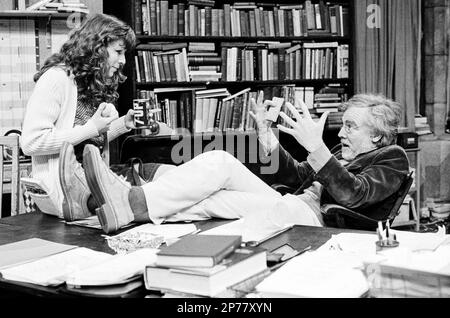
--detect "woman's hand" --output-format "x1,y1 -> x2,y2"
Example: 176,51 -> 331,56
89,103 -> 117,134
124,109 -> 136,129
277,100 -> 329,153
248,91 -> 277,135
100,102 -> 119,120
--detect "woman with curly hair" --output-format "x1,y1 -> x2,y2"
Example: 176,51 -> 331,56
21,13 -> 172,221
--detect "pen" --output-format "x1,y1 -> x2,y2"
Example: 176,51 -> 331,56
386,220 -> 390,242
376,227 -> 382,241
377,221 -> 384,240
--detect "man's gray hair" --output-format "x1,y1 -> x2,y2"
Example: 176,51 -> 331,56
341,94 -> 402,147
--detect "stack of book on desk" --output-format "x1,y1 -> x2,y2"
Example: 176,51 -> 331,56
144,234 -> 267,297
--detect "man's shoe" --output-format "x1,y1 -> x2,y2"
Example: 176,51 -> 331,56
59,142 -> 95,221
83,144 -> 134,234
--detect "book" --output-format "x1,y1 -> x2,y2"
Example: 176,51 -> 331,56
0,238 -> 76,270
137,42 -> 188,51
195,88 -> 229,98
0,241 -> 159,288
0,247 -> 112,286
65,248 -> 158,287
155,235 -> 242,268
145,246 -> 267,297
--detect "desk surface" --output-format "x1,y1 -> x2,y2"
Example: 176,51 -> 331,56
0,212 -> 367,297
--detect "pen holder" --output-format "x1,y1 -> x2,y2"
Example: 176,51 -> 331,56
375,239 -> 399,253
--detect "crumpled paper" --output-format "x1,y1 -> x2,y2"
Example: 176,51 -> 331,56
105,231 -> 164,254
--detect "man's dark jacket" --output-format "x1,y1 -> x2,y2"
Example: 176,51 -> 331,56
273,144 -> 410,229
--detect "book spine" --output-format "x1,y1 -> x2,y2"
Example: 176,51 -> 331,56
157,54 -> 166,81
218,9 -> 224,36
225,99 -> 234,130
223,4 -> 231,37
236,48 -> 242,81
254,8 -> 262,37
168,53 -> 177,82
149,0 -> 157,35
134,0 -> 143,35
305,0 -> 315,30
177,3 -> 185,35
320,0 -> 331,33
268,10 -> 275,37
156,0 -> 161,35
186,93 -> 193,132
168,8 -> 173,36
159,1 -> 168,35
205,6 -> 212,36
262,10 -> 269,36
214,100 -> 222,130
230,95 -> 242,130
137,51 -> 146,83
172,4 -> 178,36
278,9 -> 284,37
278,49 -> 285,80
212,9 -> 219,36
141,49 -> 150,82
212,238 -> 242,265
273,7 -> 279,37
142,0 -> 149,35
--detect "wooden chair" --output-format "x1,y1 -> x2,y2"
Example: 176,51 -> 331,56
0,136 -> 20,218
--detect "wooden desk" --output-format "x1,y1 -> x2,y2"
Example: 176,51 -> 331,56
0,212 -> 368,297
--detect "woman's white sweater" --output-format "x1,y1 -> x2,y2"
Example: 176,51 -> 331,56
21,67 -> 130,215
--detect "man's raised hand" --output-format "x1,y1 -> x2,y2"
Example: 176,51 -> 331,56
277,99 -> 329,153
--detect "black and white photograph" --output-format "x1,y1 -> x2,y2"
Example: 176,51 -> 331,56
0,0 -> 449,307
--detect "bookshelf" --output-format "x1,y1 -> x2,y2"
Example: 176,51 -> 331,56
104,0 -> 354,163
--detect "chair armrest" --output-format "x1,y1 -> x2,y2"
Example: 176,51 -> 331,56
322,204 -> 379,228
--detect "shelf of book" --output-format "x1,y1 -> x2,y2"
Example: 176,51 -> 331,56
136,35 -> 352,42
104,0 -> 354,157
136,78 -> 352,88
